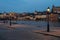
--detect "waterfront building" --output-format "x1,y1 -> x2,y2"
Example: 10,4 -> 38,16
0,13 -> 4,18
52,5 -> 60,21
34,11 -> 46,20
52,5 -> 60,13
9,12 -> 18,20
49,13 -> 58,22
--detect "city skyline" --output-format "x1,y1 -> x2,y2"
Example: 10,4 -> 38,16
0,0 -> 60,13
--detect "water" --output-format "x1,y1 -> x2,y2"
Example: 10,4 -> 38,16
16,20 -> 60,27
0,20 -> 60,27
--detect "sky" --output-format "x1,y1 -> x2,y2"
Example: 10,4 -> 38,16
0,0 -> 60,13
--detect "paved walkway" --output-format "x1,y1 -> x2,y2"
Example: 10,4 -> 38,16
33,29 -> 60,37
0,23 -> 60,40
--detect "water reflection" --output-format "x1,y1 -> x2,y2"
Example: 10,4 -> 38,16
0,20 -> 60,27
16,21 -> 60,27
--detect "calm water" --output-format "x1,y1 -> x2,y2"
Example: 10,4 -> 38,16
0,20 -> 60,27
16,21 -> 60,27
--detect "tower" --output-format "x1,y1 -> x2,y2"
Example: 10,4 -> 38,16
52,5 -> 55,13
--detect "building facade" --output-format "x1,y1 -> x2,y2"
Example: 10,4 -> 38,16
52,5 -> 60,21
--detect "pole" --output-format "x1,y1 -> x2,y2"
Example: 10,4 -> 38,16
47,12 -> 50,32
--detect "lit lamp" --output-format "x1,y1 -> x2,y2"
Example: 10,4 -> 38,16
47,7 -> 50,12
46,7 -> 50,32
9,14 -> 12,26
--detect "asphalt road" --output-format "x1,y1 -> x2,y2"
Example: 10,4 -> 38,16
0,24 -> 60,40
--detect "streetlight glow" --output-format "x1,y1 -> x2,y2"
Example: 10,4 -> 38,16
47,7 -> 50,12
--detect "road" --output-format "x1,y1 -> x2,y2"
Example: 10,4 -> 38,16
0,23 -> 60,40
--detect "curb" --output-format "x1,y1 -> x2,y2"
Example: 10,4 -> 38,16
35,32 -> 60,38
33,30 -> 60,38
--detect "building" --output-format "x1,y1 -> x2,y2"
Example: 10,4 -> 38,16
0,13 -> 4,18
52,5 -> 60,13
49,13 -> 58,22
52,5 -> 60,21
34,11 -> 46,20
8,12 -> 19,20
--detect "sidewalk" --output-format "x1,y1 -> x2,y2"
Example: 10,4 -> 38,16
0,23 -> 36,30
33,29 -> 60,37
0,23 -> 60,38
7,24 -> 28,30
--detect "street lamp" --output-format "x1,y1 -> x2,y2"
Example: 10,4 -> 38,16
9,14 -> 12,26
46,7 -> 50,32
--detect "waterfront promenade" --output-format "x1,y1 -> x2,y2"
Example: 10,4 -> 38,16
0,23 -> 60,40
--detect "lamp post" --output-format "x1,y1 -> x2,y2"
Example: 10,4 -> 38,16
46,7 -> 50,32
9,14 -> 12,26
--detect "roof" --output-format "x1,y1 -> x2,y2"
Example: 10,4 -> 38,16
56,6 -> 60,8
